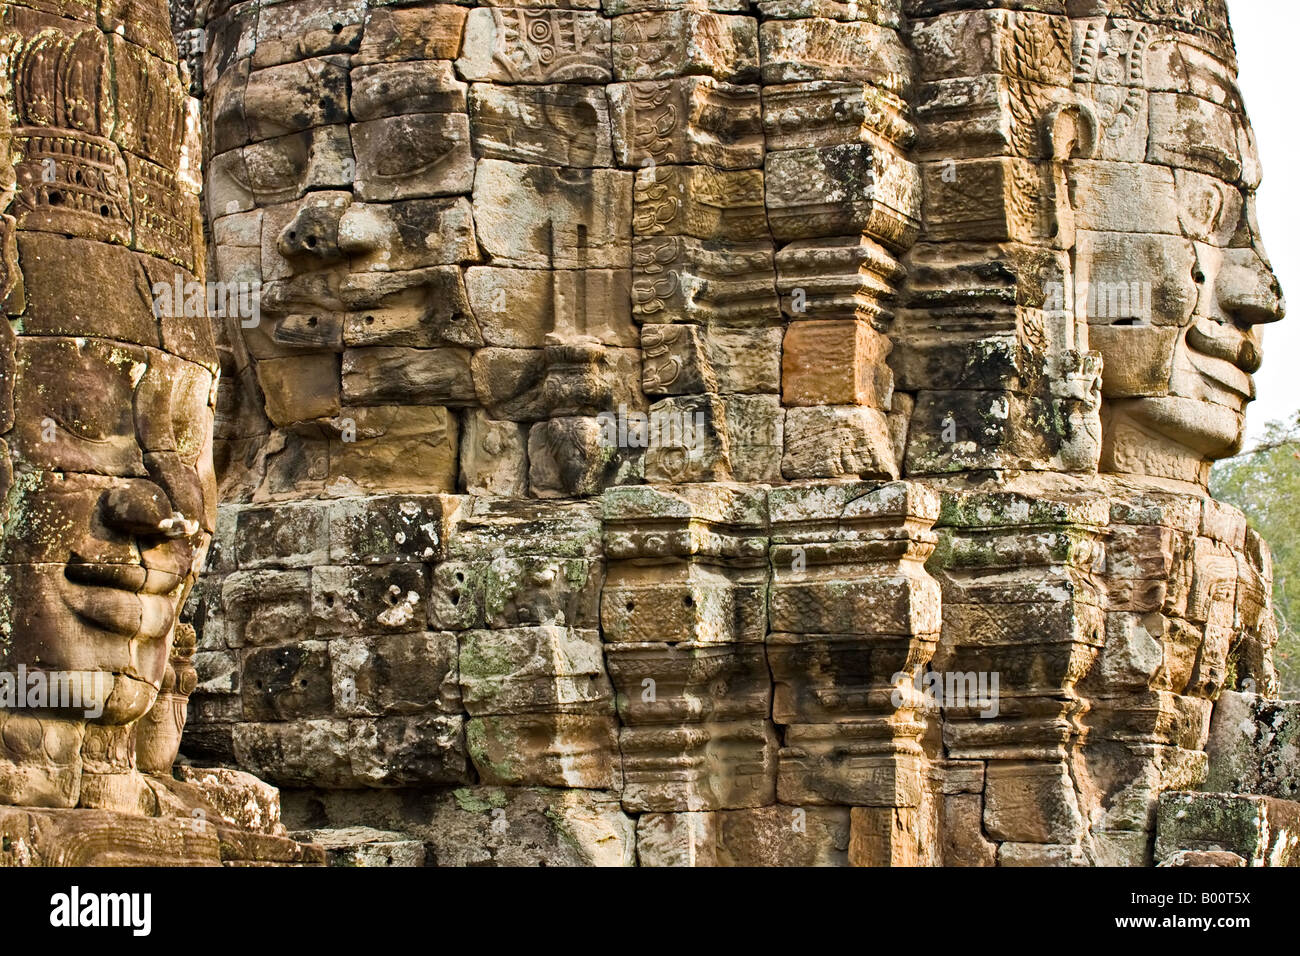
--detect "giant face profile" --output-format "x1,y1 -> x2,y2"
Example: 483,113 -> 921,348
1069,3 -> 1285,485
0,7 -> 215,808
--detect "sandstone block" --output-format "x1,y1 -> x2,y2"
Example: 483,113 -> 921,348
349,714 -> 469,786
759,17 -> 911,90
461,410 -> 529,497
467,714 -> 621,788
609,77 -> 762,169
473,160 -> 633,269
342,347 -> 476,405
330,632 -> 461,717
782,405 -> 897,479
782,319 -> 893,407
327,405 -> 459,495
612,11 -> 758,82
241,640 -> 334,721
632,236 -> 779,325
327,494 -> 448,565
467,266 -> 636,347
350,61 -> 467,120
419,787 -> 635,866
457,8 -> 612,83
460,626 -> 612,716
1156,791 -> 1300,867
765,143 -> 920,246
311,564 -> 429,636
984,761 -> 1085,845
718,806 -> 851,866
1202,692 -> 1300,802
634,165 -> 767,241
252,0 -> 366,68
354,4 -> 467,64
635,812 -> 718,867
352,112 -> 474,201
222,570 -> 314,648
470,83 -> 613,167
294,827 -> 427,867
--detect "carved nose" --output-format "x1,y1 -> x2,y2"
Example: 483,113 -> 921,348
276,205 -> 344,260
337,204 -> 388,256
1217,247 -> 1285,326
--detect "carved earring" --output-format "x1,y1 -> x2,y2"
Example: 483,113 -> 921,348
1040,101 -> 1100,252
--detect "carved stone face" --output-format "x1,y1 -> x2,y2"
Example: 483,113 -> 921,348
0,8 -> 214,806
203,0 -> 919,500
1,343 -> 214,720
206,11 -> 479,496
1070,8 -> 1285,483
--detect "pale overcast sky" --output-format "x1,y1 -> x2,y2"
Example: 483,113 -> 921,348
1229,0 -> 1299,442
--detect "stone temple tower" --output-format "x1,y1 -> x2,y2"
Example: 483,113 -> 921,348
153,0 -> 1299,867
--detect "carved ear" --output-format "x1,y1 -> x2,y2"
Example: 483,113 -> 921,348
1041,101 -> 1099,162
1040,102 -> 1098,251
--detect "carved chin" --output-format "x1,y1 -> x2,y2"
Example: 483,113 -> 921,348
0,576 -> 182,724
98,674 -> 163,725
1121,396 -> 1245,459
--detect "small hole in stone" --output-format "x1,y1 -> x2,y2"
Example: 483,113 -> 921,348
99,204 -> 110,216
307,236 -> 318,248
47,190 -> 62,204
255,680 -> 264,690
683,595 -> 694,608
455,572 -> 465,583
332,22 -> 343,33
299,679 -> 308,688
308,315 -> 319,327
451,592 -> 461,606
625,601 -> 634,611
325,595 -> 335,607
364,314 -> 375,325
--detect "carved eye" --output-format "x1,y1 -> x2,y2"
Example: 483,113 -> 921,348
365,117 -> 462,181
243,134 -> 310,199
27,341 -> 136,444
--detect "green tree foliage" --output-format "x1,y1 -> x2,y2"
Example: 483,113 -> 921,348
1211,410 -> 1300,697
